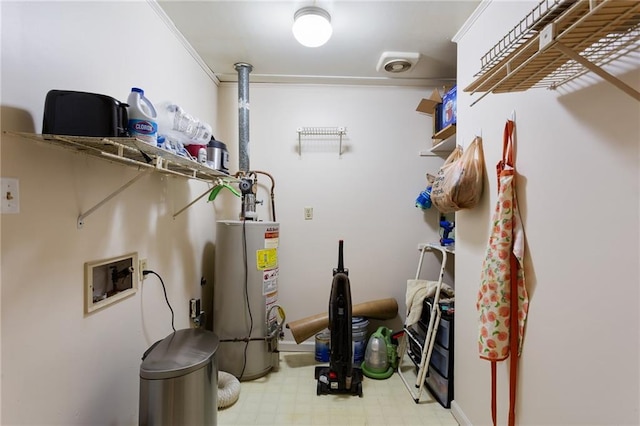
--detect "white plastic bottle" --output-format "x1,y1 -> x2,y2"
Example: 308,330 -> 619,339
156,102 -> 191,145
127,88 -> 158,145
156,102 -> 212,145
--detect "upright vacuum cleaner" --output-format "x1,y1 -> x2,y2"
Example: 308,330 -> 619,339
315,240 -> 363,397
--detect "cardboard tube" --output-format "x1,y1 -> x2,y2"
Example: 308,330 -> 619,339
285,298 -> 398,344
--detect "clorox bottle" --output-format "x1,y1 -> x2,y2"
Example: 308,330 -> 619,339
127,87 -> 158,145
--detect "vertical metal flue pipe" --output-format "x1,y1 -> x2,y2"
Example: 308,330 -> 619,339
234,62 -> 252,173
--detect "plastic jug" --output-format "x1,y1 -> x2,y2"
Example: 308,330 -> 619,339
127,87 -> 158,145
156,102 -> 212,145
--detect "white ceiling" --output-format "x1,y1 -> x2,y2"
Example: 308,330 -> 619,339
154,0 -> 481,87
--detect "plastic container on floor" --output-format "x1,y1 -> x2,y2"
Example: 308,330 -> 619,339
315,329 -> 330,362
352,316 -> 369,366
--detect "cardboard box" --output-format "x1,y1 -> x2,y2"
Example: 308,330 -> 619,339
416,89 -> 443,135
440,85 -> 457,130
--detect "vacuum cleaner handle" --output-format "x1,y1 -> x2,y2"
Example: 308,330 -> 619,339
333,240 -> 348,276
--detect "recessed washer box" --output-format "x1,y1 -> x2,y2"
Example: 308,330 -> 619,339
85,252 -> 138,314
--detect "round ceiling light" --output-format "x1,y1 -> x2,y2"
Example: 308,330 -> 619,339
384,59 -> 413,73
292,6 -> 333,48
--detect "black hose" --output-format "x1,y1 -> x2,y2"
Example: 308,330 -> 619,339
240,218 -> 253,379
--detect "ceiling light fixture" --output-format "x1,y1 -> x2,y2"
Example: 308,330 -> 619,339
292,6 -> 332,48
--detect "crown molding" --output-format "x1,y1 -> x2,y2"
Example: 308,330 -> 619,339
452,0 -> 492,43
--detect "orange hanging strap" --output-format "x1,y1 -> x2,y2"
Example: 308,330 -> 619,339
508,252 -> 520,426
503,120 -> 515,167
506,120 -> 519,426
491,362 -> 497,426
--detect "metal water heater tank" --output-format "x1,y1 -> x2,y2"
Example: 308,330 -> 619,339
214,220 -> 280,380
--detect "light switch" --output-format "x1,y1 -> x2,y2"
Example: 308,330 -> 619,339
1,177 -> 20,214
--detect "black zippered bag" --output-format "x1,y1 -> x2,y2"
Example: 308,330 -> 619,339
43,90 -> 129,137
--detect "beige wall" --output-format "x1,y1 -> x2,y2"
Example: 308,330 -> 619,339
5,1 -> 634,425
217,82 -> 455,349
1,2 -> 221,424
1,1 -> 453,424
453,1 -> 640,425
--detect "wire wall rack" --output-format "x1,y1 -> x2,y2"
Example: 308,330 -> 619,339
10,132 -> 231,181
477,0 -> 576,76
296,126 -> 347,157
465,0 -> 640,106
6,131 -> 235,227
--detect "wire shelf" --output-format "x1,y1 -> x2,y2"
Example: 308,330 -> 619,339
465,0 -> 640,104
544,16 -> 640,89
296,127 -> 347,157
296,127 -> 347,136
5,131 -> 236,226
9,132 -> 231,181
477,0 -> 576,77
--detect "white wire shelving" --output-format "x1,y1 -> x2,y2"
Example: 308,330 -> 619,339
296,126 -> 347,157
4,131 -> 236,227
465,0 -> 640,106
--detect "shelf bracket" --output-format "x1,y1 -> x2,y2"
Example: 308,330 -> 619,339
77,169 -> 152,229
553,41 -> 640,102
172,185 -> 214,220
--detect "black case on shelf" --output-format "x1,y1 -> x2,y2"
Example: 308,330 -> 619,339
43,90 -> 129,137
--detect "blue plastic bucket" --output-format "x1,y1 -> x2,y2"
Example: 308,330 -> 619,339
315,329 -> 330,362
352,317 -> 369,366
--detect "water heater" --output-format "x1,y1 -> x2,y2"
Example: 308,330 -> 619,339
214,220 -> 280,380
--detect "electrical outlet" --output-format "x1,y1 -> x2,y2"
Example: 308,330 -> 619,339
139,258 -> 148,281
304,206 -> 313,220
190,298 -> 201,319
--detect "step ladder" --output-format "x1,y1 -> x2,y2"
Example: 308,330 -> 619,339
397,242 -> 453,402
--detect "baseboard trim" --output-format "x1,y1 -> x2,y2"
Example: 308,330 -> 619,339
279,340 -> 314,352
451,400 -> 472,426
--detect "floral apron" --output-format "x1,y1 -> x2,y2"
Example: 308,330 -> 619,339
477,120 -> 529,426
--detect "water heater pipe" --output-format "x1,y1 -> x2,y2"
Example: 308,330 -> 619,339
234,62 -> 252,173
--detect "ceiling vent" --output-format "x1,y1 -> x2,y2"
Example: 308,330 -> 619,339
376,52 -> 420,74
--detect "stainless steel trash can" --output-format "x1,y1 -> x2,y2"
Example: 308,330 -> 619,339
139,328 -> 219,426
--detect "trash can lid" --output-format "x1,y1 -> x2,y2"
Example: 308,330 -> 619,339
140,328 -> 219,380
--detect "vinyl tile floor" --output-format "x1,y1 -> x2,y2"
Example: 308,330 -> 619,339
217,352 -> 459,426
